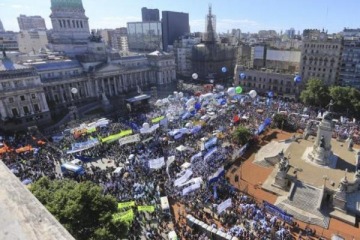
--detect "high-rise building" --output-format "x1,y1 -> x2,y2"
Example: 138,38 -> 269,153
17,15 -> 46,31
300,31 -> 342,86
0,19 -> 5,32
0,31 -> 19,51
161,11 -> 190,52
17,30 -> 48,54
141,7 -> 160,22
127,22 -> 162,52
108,28 -> 128,52
173,35 -> 201,77
339,29 -> 360,89
285,28 -> 295,39
48,0 -> 91,55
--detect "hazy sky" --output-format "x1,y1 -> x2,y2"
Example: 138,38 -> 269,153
1,0 -> 360,33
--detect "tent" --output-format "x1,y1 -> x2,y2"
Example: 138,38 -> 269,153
168,231 -> 178,240
15,145 -> 33,153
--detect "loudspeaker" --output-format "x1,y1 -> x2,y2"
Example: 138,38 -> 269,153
234,175 -> 239,182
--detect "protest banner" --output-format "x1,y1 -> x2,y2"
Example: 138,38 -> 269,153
137,205 -> 155,213
117,201 -> 135,209
119,134 -> 140,146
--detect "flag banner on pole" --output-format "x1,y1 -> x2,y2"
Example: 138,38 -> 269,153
148,157 -> 165,169
174,169 -> 193,187
217,198 -> 232,215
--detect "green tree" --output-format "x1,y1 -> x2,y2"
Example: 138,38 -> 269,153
31,177 -> 128,240
329,86 -> 352,113
232,125 -> 253,145
300,78 -> 330,107
272,113 -> 288,129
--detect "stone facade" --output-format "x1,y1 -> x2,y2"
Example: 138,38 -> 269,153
0,58 -> 51,131
300,32 -> 342,85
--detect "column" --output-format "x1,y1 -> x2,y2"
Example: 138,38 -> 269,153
0,99 -> 7,118
101,78 -> 105,93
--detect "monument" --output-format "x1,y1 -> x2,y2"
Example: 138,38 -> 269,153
272,150 -> 290,189
307,100 -> 337,167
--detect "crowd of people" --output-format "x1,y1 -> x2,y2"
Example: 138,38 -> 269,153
0,85 -> 356,239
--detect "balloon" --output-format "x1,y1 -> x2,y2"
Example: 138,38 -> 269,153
179,92 -> 184,98
71,88 -> 78,94
194,102 -> 201,110
155,99 -> 163,106
240,73 -> 246,80
235,86 -> 243,94
192,73 -> 198,80
268,91 -> 274,98
173,91 -> 179,97
210,79 -> 214,83
249,90 -> 257,98
166,113 -> 172,119
227,87 -> 236,96
185,122 -> 193,128
294,75 -> 301,83
221,67 -> 227,73
142,123 -> 150,129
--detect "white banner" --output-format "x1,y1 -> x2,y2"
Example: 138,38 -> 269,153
140,124 -> 160,134
182,182 -> 201,196
118,134 -> 140,146
217,198 -> 232,215
67,138 -> 100,154
166,156 -> 176,178
174,169 -> 193,187
148,157 -> 165,169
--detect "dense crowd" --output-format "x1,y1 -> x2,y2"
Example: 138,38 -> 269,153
0,87 -> 356,239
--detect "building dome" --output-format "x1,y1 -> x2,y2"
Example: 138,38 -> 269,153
51,0 -> 84,11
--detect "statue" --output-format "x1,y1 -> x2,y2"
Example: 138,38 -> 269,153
278,156 -> 289,172
338,177 -> 348,192
320,135 -> 325,149
89,30 -> 102,43
327,99 -> 334,112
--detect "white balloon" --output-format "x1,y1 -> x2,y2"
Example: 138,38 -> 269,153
192,73 -> 198,79
142,123 -> 150,129
155,99 -> 163,106
227,87 -> 236,96
166,113 -> 172,119
185,122 -> 193,128
179,92 -> 184,98
71,88 -> 78,94
249,90 -> 257,98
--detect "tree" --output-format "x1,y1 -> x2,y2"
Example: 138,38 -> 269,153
272,113 -> 288,129
232,125 -> 252,145
31,177 -> 128,240
329,86 -> 352,113
300,78 -> 330,107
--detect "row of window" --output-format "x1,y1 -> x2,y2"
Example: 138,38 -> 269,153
304,44 -> 339,49
246,76 -> 295,85
11,104 -> 41,117
8,94 -> 37,103
58,19 -> 84,29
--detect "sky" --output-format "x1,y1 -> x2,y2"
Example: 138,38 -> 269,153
1,0 -> 360,34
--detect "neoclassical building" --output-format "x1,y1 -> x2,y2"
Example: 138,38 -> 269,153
31,52 -> 176,108
0,57 -> 51,131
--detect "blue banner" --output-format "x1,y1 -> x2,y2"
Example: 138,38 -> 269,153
263,201 -> 293,224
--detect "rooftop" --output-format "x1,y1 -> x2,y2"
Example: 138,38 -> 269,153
30,60 -> 82,71
0,161 -> 74,240
0,58 -> 31,72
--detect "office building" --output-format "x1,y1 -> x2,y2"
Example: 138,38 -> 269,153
0,31 -> 19,51
141,7 -> 160,22
173,36 -> 201,77
161,11 -> 189,52
17,15 -> 46,31
127,21 -> 162,52
17,30 -> 48,54
300,30 -> 342,85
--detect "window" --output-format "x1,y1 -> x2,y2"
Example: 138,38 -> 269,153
9,97 -> 14,103
20,95 -> 25,101
31,93 -> 36,99
23,106 -> 30,115
33,104 -> 40,112
12,108 -> 19,117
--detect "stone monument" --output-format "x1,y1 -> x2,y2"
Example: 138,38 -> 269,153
307,100 -> 337,166
273,153 -> 290,189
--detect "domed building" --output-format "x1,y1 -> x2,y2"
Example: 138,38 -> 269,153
47,0 -> 95,55
191,6 -> 238,82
